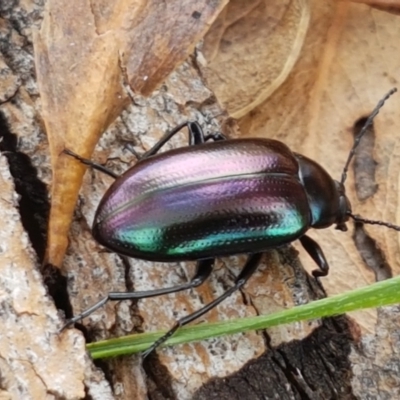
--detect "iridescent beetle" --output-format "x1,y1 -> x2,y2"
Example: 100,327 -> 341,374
64,88 -> 399,357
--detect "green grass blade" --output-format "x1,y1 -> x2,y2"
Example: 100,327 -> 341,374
87,274 -> 400,359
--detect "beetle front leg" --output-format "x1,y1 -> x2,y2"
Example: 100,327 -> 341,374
63,122 -> 211,176
141,252 -> 263,358
141,121 -> 226,159
299,235 -> 329,277
62,258 -> 215,330
63,149 -> 119,179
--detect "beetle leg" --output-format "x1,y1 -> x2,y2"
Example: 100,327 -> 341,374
141,121 -> 226,159
141,252 -> 263,358
187,121 -> 207,146
204,132 -> 226,142
141,121 -> 202,158
63,149 -> 119,179
61,259 -> 214,330
299,235 -> 330,277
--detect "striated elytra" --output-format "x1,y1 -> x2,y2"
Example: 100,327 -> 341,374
64,88 -> 399,357
93,138 -> 348,265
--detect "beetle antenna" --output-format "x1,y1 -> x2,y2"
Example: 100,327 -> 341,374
348,212 -> 400,231
340,88 -> 397,185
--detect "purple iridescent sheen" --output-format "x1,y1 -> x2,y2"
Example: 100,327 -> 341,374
92,139 -> 312,261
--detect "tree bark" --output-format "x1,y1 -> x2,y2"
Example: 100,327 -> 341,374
1,1 -> 399,399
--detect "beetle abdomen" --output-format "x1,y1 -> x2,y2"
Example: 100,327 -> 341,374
93,139 -> 311,261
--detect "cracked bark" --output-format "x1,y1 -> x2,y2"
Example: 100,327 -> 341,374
1,1 -> 400,400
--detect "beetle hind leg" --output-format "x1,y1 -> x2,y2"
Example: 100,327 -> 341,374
61,259 -> 214,330
141,253 -> 263,358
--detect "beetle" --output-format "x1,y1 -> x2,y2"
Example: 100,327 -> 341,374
64,88 -> 399,357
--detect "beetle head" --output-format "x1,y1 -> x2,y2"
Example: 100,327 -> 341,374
334,181 -> 351,232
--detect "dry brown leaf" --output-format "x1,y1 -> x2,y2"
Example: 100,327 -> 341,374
34,0 -> 227,268
201,0 -> 310,118
347,0 -> 400,13
224,1 -> 400,333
